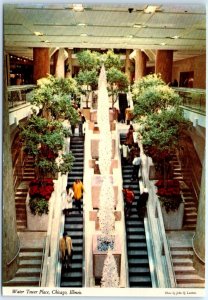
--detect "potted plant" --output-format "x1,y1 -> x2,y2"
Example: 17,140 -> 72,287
76,50 -> 100,110
155,179 -> 184,229
28,178 -> 54,216
103,50 -> 129,108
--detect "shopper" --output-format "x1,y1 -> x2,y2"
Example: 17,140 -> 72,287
131,153 -> 141,181
137,188 -> 149,218
125,125 -> 134,148
72,179 -> 84,213
78,110 -> 86,136
123,186 -> 135,217
62,185 -> 74,216
59,231 -> 73,269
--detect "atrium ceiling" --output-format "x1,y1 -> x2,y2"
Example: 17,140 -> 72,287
4,3 -> 206,63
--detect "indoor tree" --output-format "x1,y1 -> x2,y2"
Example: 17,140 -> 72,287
103,50 -> 129,108
76,50 -> 100,108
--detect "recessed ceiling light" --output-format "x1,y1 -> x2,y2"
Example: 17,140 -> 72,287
34,31 -> 44,36
160,42 -> 166,46
172,35 -> 180,39
133,24 -> 142,28
72,4 -> 84,12
80,33 -> 88,37
78,23 -> 86,26
144,5 -> 158,14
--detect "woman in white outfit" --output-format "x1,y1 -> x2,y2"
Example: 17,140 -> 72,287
62,186 -> 74,215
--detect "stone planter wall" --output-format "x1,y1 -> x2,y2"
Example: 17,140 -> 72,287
161,201 -> 185,230
91,138 -> 116,159
26,192 -> 52,231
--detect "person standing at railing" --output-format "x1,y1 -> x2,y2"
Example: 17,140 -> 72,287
59,231 -> 73,270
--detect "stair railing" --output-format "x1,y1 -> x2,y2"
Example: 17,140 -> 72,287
139,143 -> 177,288
39,236 -> 47,286
6,234 -> 20,267
117,132 -> 129,288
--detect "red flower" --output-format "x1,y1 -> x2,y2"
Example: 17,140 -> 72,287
29,178 -> 54,200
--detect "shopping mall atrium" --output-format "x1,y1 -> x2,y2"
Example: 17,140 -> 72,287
2,1 -> 206,295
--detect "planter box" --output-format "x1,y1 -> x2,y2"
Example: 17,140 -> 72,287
89,159 -> 118,175
90,110 -> 114,123
26,194 -> 50,231
161,201 -> 184,230
89,211 -> 121,230
92,234 -> 121,278
91,138 -> 116,159
81,108 -> 91,120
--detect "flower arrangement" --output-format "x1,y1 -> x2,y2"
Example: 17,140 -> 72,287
29,179 -> 54,215
155,179 -> 182,213
97,235 -> 115,252
29,178 -> 54,200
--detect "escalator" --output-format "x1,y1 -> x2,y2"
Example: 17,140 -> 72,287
60,136 -> 84,287
120,133 -> 152,288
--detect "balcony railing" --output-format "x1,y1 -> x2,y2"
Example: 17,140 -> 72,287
7,85 -> 36,109
173,87 -> 206,114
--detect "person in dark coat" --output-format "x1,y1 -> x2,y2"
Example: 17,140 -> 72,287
137,188 -> 149,218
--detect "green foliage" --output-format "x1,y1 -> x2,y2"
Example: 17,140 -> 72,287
159,195 -> 182,213
58,152 -> 75,174
36,74 -> 78,96
35,158 -> 59,175
103,49 -> 123,70
29,197 -> 49,216
132,73 -> 165,100
30,75 -> 78,123
107,67 -> 129,89
106,67 -> 129,107
76,69 -> 98,90
139,108 -> 191,151
133,84 -> 181,118
76,50 -> 100,70
42,131 -> 64,150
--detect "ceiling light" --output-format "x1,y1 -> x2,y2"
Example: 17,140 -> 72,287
78,23 -> 86,26
80,33 -> 88,37
133,24 -> 142,28
144,5 -> 158,14
44,40 -> 50,43
160,42 -> 166,46
126,35 -> 133,38
172,35 -> 180,39
34,31 -> 43,36
72,4 -> 84,12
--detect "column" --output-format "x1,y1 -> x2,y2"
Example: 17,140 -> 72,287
125,49 -> 132,83
135,50 -> 147,81
5,53 -> 10,86
155,50 -> 173,84
193,164 -> 205,277
33,47 -> 50,83
66,49 -> 73,78
55,48 -> 65,78
3,54 -> 19,282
